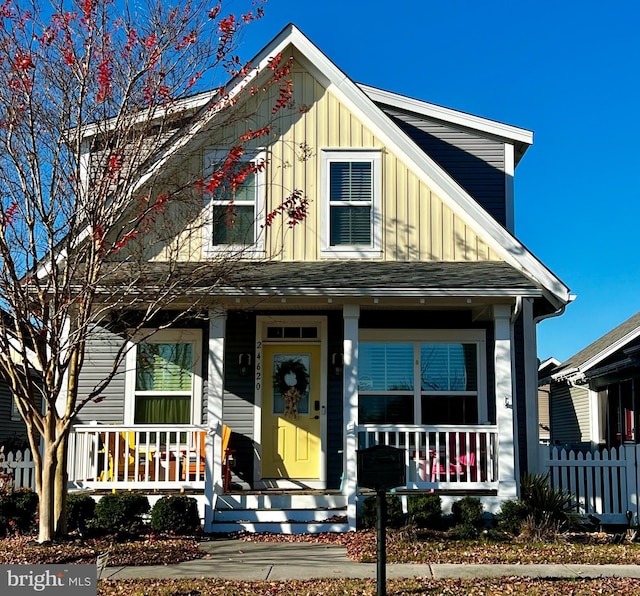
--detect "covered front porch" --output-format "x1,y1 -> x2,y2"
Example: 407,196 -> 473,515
66,422 -> 503,532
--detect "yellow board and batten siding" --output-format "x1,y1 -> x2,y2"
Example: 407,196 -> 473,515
261,64 -> 500,263
167,53 -> 503,264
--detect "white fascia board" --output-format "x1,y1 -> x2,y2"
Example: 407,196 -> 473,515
577,326 -> 640,375
280,28 -> 569,308
213,287 -> 543,298
77,90 -> 218,141
358,84 -> 534,148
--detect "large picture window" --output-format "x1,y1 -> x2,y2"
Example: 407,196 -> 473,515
125,329 -> 202,425
358,330 -> 486,425
321,150 -> 381,257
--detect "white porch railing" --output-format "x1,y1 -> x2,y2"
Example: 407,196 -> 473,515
67,425 -> 207,490
356,425 -> 499,491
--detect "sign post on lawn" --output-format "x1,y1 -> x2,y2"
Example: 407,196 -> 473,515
357,445 -> 406,596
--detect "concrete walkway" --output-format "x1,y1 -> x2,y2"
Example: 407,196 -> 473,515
102,539 -> 640,581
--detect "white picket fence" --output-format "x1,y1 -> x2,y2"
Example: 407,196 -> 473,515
0,449 -> 36,490
543,445 -> 640,525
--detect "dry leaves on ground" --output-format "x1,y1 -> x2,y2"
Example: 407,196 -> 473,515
98,577 -> 640,596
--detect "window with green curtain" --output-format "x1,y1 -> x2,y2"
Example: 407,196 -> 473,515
329,161 -> 372,246
134,342 -> 193,424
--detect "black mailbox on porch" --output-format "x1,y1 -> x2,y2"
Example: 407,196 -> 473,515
357,445 -> 406,491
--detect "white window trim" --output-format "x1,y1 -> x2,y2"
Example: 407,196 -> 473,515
202,147 -> 266,257
124,329 -> 203,426
321,149 -> 382,258
10,393 -> 20,422
358,329 -> 488,424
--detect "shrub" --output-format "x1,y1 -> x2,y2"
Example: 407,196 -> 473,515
497,473 -> 581,539
451,496 -> 484,528
498,498 -> 529,535
150,495 -> 200,534
66,493 -> 96,534
407,493 -> 442,529
358,494 -> 404,529
94,492 -> 150,534
0,488 -> 38,535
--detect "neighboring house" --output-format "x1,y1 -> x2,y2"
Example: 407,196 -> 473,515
548,312 -> 640,450
66,24 -> 571,532
537,357 -> 560,445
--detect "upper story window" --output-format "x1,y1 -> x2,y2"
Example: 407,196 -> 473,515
125,329 -> 202,425
202,148 -> 265,255
321,149 -> 382,257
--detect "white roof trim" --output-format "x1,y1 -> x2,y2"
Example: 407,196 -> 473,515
358,84 -> 534,146
575,325 -> 640,375
263,26 -> 569,308
119,24 -> 569,309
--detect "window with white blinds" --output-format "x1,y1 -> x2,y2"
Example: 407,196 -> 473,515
321,150 -> 381,256
358,330 -> 486,425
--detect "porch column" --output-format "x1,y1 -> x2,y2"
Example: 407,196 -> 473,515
206,308 -> 227,531
494,304 -> 518,499
522,298 -> 540,474
343,304 -> 360,531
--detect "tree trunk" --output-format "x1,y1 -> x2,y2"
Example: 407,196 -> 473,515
38,437 -> 58,543
54,429 -> 70,536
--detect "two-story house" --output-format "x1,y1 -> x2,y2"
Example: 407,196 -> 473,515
65,24 -> 571,533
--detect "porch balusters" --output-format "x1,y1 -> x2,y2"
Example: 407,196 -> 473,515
66,425 -> 207,490
356,425 -> 498,490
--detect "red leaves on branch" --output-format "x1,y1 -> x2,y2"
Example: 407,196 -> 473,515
96,58 -> 113,102
14,51 -> 34,71
0,202 -> 19,226
218,14 -> 236,34
263,190 -> 309,229
238,126 -> 270,141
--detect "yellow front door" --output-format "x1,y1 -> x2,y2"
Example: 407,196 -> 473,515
262,345 -> 321,480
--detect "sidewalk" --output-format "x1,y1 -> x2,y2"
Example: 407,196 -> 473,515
102,539 -> 640,581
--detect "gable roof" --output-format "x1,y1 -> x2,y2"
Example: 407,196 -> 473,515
100,23 -> 570,315
227,24 -> 570,314
552,311 -> 640,382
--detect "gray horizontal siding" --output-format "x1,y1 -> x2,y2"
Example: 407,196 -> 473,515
0,380 -> 28,443
223,313 -> 257,485
551,383 -> 591,446
380,106 -> 507,224
75,325 -> 127,425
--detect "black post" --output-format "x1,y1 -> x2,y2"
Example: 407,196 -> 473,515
376,488 -> 386,596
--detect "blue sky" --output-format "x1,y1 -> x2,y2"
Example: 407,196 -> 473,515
233,0 -> 640,362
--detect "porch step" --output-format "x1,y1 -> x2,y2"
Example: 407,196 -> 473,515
212,492 -> 349,534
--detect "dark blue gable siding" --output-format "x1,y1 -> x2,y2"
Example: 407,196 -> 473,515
379,106 -> 507,225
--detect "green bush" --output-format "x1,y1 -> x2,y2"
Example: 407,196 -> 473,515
497,498 -> 529,535
66,493 -> 96,534
407,493 -> 442,528
451,496 -> 484,528
0,488 -> 38,535
358,494 -> 404,529
150,495 -> 200,534
496,473 -> 581,539
94,492 -> 150,534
